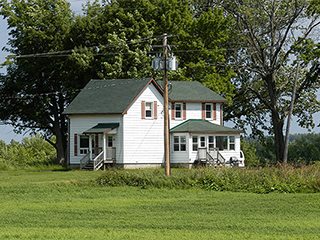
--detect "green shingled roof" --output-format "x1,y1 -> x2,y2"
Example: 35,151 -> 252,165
170,119 -> 243,133
83,123 -> 119,134
63,78 -> 157,115
157,80 -> 228,102
64,78 -> 229,115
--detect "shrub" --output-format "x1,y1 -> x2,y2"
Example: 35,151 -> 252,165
96,165 -> 320,193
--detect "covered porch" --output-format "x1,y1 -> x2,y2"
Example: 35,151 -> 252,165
80,123 -> 119,170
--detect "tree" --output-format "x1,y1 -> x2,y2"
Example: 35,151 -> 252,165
218,0 -> 320,165
0,0 -> 75,165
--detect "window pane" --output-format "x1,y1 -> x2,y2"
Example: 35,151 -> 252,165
108,136 -> 113,147
180,144 -> 186,151
206,104 -> 211,118
192,136 -> 198,151
146,102 -> 152,110
223,136 -> 228,150
200,136 -> 206,147
146,102 -> 152,117
216,136 -> 224,150
229,136 -> 235,143
80,135 -> 89,148
175,104 -> 181,118
230,144 -> 235,150
174,136 -> 179,143
180,136 -> 186,144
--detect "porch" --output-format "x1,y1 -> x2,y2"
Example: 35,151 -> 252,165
80,123 -> 119,171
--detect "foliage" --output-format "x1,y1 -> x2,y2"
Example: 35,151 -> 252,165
288,133 -> 320,164
240,138 -> 260,167
0,170 -> 320,239
0,0 -> 236,165
0,134 -> 57,169
0,0 -> 75,165
220,0 -> 320,164
97,166 -> 320,193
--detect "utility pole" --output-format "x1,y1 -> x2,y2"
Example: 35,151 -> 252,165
163,33 -> 170,176
151,33 -> 178,176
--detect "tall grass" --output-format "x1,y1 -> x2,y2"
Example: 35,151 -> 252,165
0,134 -> 57,170
96,164 -> 320,193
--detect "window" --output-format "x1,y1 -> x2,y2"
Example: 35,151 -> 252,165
175,103 -> 182,119
216,136 -> 235,151
229,136 -> 235,150
174,136 -> 187,152
200,136 -> 206,148
79,135 -> 89,154
208,136 -> 214,150
192,136 -> 198,151
206,104 -> 212,119
107,136 -> 113,147
145,102 -> 152,118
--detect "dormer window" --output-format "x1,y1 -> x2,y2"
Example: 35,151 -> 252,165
202,103 -> 217,120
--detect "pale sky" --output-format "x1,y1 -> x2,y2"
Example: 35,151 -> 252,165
0,0 -> 319,143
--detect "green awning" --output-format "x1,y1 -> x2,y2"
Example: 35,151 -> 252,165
82,123 -> 119,134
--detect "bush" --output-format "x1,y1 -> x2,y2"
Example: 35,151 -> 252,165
0,134 -> 57,169
96,165 -> 320,193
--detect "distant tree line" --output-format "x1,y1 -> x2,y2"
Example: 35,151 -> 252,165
242,133 -> 320,167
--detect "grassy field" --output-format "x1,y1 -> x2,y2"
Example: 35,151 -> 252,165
0,170 -> 319,239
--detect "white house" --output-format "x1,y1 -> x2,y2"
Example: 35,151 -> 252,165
63,78 -> 244,170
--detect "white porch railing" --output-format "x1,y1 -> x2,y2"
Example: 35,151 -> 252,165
80,152 -> 90,169
93,151 -> 104,171
197,147 -> 226,167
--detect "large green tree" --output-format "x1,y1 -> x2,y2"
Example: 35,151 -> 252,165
0,0 -> 77,165
0,0 -> 236,165
214,0 -> 320,165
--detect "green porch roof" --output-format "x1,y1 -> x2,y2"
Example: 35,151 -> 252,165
170,119 -> 243,133
63,78 -> 160,115
157,80 -> 228,102
83,123 -> 120,134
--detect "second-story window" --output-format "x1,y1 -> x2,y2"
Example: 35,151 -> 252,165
206,104 -> 212,119
145,102 -> 152,118
175,103 -> 182,119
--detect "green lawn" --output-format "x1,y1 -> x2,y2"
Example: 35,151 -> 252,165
0,170 -> 319,239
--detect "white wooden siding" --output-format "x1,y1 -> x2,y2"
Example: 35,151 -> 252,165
169,102 -> 222,128
122,84 -> 164,164
170,133 -> 190,163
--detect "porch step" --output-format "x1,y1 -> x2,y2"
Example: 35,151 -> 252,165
82,160 -> 94,171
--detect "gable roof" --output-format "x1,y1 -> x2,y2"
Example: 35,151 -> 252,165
157,80 -> 228,103
170,119 -> 244,134
63,78 -> 162,115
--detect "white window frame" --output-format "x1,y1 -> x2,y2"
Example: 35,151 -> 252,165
79,135 -> 89,155
192,136 -> 198,152
175,103 -> 182,119
173,136 -> 187,152
145,102 -> 153,119
205,104 -> 212,119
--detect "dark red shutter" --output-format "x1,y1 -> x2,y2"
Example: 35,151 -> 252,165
154,101 -> 157,119
171,102 -> 175,120
213,103 -> 216,120
74,134 -> 78,156
183,103 -> 186,120
141,101 -> 146,119
202,103 -> 205,120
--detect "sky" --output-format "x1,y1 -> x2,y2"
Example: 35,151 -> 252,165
0,0 -> 319,143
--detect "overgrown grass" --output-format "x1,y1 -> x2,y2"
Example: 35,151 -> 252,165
96,164 -> 320,193
0,170 -> 320,239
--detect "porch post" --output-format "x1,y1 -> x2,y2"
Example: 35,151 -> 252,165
103,134 -> 107,161
89,134 -> 93,160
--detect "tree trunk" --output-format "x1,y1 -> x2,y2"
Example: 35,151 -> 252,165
271,112 -> 285,164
